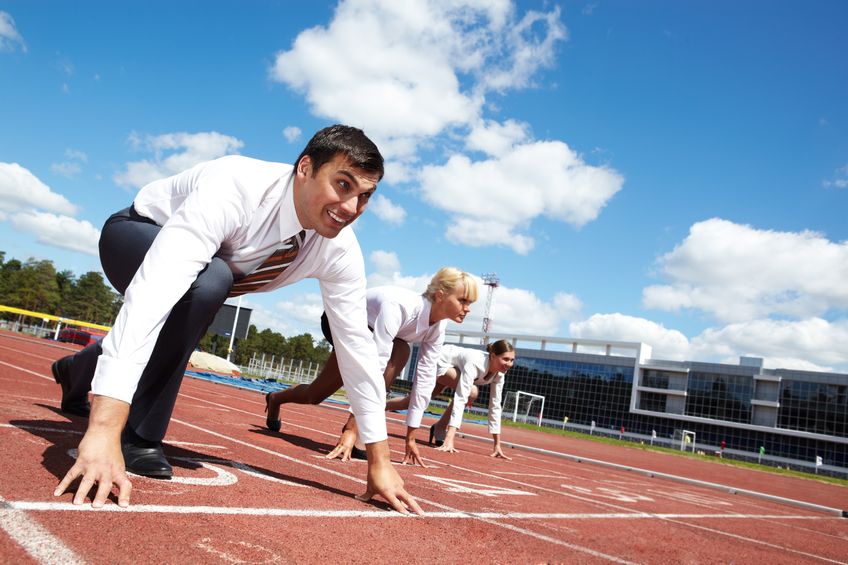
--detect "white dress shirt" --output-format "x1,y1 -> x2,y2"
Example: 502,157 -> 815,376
438,344 -> 505,434
365,286 -> 446,429
91,155 -> 388,443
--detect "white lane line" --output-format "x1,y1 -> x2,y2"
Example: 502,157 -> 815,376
7,502 -> 839,520
0,359 -> 52,380
0,494 -> 85,565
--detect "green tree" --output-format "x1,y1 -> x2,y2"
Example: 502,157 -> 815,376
4,259 -> 60,313
65,272 -> 120,325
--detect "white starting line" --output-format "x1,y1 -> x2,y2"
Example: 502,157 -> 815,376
5,501 -> 838,521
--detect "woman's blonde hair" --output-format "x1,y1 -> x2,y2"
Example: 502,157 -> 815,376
423,267 -> 479,303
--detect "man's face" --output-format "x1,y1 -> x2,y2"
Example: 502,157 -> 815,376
293,153 -> 379,239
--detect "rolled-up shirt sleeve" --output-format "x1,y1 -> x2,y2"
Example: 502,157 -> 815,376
319,244 -> 388,444
448,355 -> 479,430
487,373 -> 505,434
91,179 -> 245,403
405,333 -> 444,429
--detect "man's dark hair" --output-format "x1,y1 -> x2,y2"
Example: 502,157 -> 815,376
295,124 -> 384,180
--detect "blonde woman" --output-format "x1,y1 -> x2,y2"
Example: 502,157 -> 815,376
265,267 -> 478,466
386,340 -> 516,458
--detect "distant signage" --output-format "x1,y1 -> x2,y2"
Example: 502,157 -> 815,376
208,304 -> 252,340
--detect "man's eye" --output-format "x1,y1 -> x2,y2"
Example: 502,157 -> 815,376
359,191 -> 373,202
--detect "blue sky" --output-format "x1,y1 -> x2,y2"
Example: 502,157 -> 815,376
1,1 -> 846,372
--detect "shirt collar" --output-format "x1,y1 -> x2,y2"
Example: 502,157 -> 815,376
279,168 -> 305,241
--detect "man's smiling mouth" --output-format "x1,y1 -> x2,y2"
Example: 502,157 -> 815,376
327,209 -> 347,225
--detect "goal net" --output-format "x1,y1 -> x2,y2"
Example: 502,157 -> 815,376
505,390 -> 545,426
673,429 -> 696,453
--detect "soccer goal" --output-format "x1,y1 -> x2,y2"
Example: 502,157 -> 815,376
505,390 -> 545,426
673,429 -> 696,453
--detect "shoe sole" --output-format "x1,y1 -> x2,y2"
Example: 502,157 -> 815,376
126,469 -> 173,479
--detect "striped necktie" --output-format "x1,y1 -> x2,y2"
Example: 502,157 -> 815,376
228,230 -> 305,297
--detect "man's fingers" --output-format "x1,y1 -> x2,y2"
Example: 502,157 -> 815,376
384,493 -> 411,516
54,466 -> 82,497
397,489 -> 424,516
414,454 -> 428,468
92,478 -> 113,508
73,475 -> 96,506
115,475 -> 132,508
355,487 -> 374,502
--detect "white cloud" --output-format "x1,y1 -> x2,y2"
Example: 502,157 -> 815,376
274,292 -> 326,332
50,162 -> 82,178
566,312 -> 848,372
368,194 -> 406,225
367,268 -> 432,294
0,162 -> 78,215
465,119 -> 529,157
241,296 -> 321,340
689,318 -> 848,372
553,292 -> 583,320
419,138 -> 624,253
65,149 -> 88,162
114,131 -> 244,190
51,148 -> 88,178
570,313 -> 692,361
446,217 -> 535,254
0,11 -> 26,53
369,249 -> 400,273
282,126 -> 302,143
269,0 -> 565,159
10,211 -> 100,255
476,285 -> 567,335
643,218 -> 848,322
823,164 -> 848,189
582,2 -> 599,16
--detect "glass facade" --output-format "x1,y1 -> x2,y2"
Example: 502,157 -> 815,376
685,372 -> 753,424
779,380 -> 848,437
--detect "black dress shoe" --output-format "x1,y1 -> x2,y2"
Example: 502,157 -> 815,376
265,392 -> 281,432
122,441 -> 173,478
51,356 -> 90,417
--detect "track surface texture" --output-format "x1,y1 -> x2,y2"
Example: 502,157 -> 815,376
1,330 -> 846,564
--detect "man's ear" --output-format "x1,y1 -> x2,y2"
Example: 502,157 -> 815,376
297,155 -> 312,177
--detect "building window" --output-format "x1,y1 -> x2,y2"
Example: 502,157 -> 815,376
685,372 -> 752,424
639,391 -> 667,412
779,381 -> 847,437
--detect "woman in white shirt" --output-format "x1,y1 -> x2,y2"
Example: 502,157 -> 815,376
385,340 -> 516,458
264,267 -> 478,465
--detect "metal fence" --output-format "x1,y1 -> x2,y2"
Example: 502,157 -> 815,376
243,352 -> 321,385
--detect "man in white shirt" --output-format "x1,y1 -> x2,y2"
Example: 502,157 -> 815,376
51,125 -> 422,515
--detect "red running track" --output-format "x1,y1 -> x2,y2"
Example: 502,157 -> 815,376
1,330 -> 846,564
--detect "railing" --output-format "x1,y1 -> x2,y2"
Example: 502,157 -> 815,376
244,353 -> 321,384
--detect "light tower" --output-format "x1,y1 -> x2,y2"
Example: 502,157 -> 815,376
480,273 -> 500,345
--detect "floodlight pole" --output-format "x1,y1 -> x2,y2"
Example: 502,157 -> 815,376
481,273 -> 499,345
